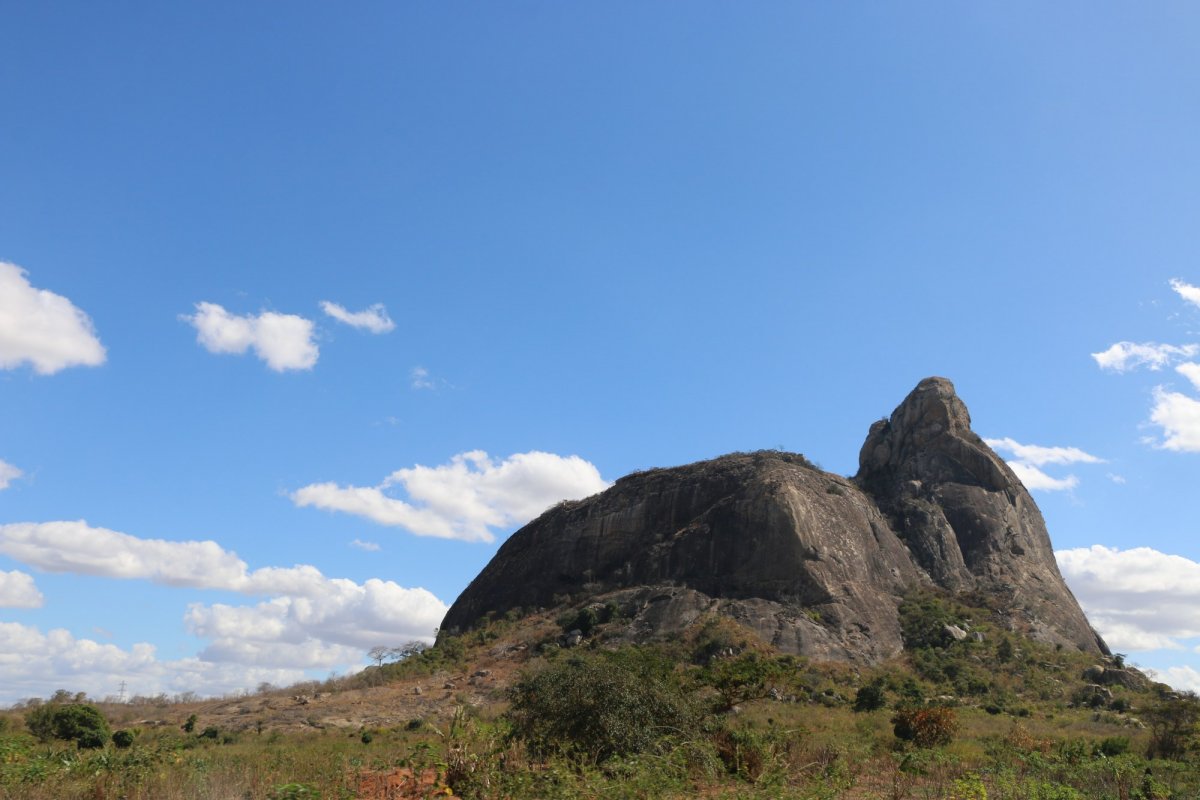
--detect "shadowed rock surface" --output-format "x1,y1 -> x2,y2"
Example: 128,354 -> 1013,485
442,377 -> 1107,662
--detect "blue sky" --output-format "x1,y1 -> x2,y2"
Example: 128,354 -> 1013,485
3,2 -> 1200,701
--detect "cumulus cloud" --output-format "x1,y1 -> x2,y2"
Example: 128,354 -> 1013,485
0,520 -> 449,673
1149,388 -> 1200,452
985,438 -> 1104,467
0,262 -> 106,374
1091,341 -> 1199,372
1057,545 -> 1200,652
1007,462 -> 1079,492
0,521 -> 250,589
184,577 -> 445,666
350,538 -> 380,552
291,450 -> 610,543
0,621 -> 308,705
1177,362 -> 1200,391
183,302 -> 318,371
0,569 -> 43,608
984,437 -> 1102,492
320,301 -> 395,334
1171,278 -> 1200,309
1145,665 -> 1200,693
0,459 -> 22,490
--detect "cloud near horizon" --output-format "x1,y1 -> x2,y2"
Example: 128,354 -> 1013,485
985,437 -> 1103,492
0,621 -> 310,704
0,262 -> 106,375
1057,545 -> 1200,652
291,450 -> 610,542
0,520 -> 448,672
320,301 -> 395,334
183,302 -> 318,371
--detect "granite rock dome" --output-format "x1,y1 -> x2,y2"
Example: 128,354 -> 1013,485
441,378 -> 1107,662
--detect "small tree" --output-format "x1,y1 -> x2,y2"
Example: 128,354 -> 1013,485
1146,693 -> 1200,760
368,646 -> 389,667
892,706 -> 958,748
854,680 -> 887,712
26,704 -> 111,748
388,641 -> 428,662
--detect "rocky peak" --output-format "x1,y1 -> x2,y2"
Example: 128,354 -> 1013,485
441,378 -> 1107,661
857,376 -> 1011,494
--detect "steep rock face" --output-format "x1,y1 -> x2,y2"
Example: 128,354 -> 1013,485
855,377 -> 1107,655
441,378 -> 1107,661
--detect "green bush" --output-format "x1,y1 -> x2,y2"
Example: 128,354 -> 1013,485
25,703 -> 111,748
560,607 -> 599,636
506,648 -> 702,763
853,681 -> 887,712
112,729 -> 136,748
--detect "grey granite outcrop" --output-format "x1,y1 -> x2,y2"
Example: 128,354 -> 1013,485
441,377 -> 1107,662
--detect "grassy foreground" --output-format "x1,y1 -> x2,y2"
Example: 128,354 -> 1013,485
3,591 -> 1199,799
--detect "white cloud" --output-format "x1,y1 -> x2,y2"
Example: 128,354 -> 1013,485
1092,341 -> 1199,372
185,577 -> 445,666
320,301 -> 395,334
1057,545 -> 1200,652
1177,362 -> 1200,391
350,538 -> 380,552
1145,665 -> 1200,693
0,519 -> 450,674
1107,473 -> 1127,485
184,302 -> 318,371
984,437 -> 1104,467
0,262 -> 106,375
0,521 -> 250,589
1008,462 -> 1079,492
292,450 -> 610,543
0,459 -> 22,490
0,569 -> 43,608
1149,387 -> 1200,452
0,621 -> 307,704
1171,278 -> 1200,309
411,365 -> 438,390
984,437 -> 1101,492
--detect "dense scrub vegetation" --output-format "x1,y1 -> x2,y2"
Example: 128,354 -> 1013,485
4,591 -> 1200,799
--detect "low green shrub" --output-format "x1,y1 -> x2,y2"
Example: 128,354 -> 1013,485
506,648 -> 701,763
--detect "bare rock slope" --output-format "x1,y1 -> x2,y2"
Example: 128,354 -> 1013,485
442,377 -> 1107,662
